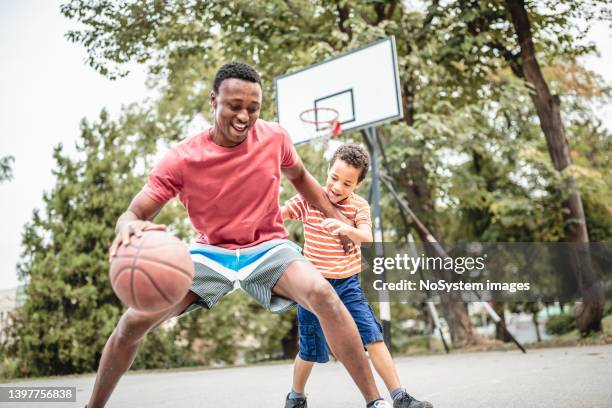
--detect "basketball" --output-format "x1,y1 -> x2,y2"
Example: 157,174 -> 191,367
110,230 -> 194,312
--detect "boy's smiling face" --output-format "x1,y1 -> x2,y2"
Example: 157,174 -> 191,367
325,158 -> 363,204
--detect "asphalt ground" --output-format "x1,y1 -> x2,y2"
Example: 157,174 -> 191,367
2,344 -> 611,407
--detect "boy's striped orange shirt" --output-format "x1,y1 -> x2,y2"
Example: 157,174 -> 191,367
285,193 -> 371,279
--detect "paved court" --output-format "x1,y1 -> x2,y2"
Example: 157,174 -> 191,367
2,344 -> 611,407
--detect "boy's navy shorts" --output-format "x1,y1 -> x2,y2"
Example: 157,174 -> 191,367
297,274 -> 384,363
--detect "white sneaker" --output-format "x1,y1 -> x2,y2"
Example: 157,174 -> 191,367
372,400 -> 392,408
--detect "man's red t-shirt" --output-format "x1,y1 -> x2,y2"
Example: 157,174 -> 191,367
142,119 -> 299,249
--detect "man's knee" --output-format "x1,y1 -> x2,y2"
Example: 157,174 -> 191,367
307,280 -> 341,315
114,311 -> 160,347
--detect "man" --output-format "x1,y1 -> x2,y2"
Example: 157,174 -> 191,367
87,62 -> 389,408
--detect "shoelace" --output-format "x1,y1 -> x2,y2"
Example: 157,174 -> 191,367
396,393 -> 419,407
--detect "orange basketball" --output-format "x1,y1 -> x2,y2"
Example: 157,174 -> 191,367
110,230 -> 194,311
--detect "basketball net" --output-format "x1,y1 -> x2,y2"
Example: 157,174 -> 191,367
299,107 -> 342,149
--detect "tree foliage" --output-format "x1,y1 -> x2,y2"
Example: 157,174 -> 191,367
0,155 -> 15,183
59,0 -> 611,245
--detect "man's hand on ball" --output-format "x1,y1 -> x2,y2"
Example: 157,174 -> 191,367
109,220 -> 166,260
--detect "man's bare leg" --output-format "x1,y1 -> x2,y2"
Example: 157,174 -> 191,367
273,261 -> 380,403
87,291 -> 200,408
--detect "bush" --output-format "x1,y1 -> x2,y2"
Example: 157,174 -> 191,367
545,313 -> 576,336
132,328 -> 195,370
0,355 -> 20,380
604,301 -> 612,317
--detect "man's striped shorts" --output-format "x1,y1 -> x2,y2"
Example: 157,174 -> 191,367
185,239 -> 307,314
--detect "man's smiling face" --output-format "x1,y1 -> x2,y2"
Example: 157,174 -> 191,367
210,78 -> 262,147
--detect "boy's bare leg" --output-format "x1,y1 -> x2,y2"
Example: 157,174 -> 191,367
87,291 -> 200,408
273,261 -> 380,403
292,356 -> 315,393
366,341 -> 401,392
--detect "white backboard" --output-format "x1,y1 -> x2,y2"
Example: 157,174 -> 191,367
275,36 -> 403,145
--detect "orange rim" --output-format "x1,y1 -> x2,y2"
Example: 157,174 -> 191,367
299,107 -> 339,130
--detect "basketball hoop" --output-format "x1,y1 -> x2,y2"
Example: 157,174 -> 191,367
299,107 -> 342,148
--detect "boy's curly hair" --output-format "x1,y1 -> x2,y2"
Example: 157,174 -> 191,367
329,144 -> 370,182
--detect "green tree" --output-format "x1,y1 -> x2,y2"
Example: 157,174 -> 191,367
504,0 -> 605,334
2,110 -> 191,377
423,0 -> 609,334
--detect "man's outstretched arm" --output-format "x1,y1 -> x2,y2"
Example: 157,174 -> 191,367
282,158 -> 354,250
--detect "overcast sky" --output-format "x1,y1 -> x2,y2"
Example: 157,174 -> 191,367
0,1 -> 610,290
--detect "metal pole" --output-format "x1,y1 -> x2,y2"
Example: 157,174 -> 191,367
362,127 -> 392,349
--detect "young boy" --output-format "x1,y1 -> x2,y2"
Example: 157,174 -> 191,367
282,144 -> 433,408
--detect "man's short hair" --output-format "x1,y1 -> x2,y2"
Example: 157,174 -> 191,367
213,62 -> 262,93
329,144 -> 370,183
